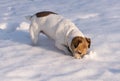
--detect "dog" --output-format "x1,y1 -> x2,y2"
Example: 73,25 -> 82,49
26,11 -> 91,59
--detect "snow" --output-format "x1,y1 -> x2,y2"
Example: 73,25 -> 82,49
0,0 -> 120,81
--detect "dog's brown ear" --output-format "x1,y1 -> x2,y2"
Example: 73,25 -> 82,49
71,37 -> 82,48
85,37 -> 91,48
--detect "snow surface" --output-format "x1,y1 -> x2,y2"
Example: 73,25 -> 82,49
0,0 -> 120,81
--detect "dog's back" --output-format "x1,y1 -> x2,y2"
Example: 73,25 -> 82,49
28,11 -> 84,43
36,11 -> 57,17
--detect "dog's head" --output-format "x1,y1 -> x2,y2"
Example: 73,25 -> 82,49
71,36 -> 91,59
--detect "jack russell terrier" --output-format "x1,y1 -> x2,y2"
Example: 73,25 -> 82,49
26,11 -> 91,59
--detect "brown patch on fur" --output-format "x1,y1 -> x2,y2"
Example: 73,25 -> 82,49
36,11 -> 57,17
71,36 -> 91,58
85,37 -> 91,48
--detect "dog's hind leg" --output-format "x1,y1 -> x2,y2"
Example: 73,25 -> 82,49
29,19 -> 40,45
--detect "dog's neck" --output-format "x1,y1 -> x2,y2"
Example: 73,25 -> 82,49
67,26 -> 84,53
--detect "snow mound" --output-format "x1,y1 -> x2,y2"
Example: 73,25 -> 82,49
17,22 -> 29,31
0,23 -> 7,30
85,51 -> 98,60
78,13 -> 99,19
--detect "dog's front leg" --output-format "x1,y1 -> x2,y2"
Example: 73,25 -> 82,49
55,43 -> 72,55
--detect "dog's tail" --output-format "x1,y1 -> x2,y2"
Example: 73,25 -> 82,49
25,15 -> 33,21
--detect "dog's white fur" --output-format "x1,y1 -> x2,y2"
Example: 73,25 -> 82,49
28,14 -> 85,55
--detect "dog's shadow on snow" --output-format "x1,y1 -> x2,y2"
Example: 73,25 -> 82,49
0,28 -> 64,55
37,34 -> 64,54
18,31 -> 63,54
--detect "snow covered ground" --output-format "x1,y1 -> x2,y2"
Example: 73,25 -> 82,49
0,0 -> 120,81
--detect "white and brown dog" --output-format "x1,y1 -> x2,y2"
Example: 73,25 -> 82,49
26,11 -> 91,59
